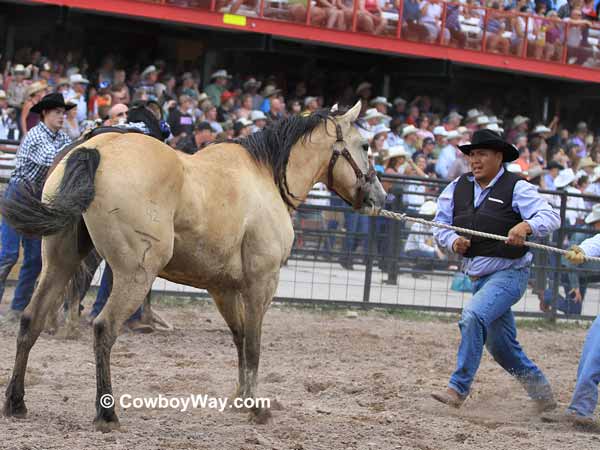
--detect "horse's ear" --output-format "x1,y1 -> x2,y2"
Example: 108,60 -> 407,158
339,100 -> 362,124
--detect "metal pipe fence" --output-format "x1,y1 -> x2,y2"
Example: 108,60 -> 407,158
0,156 -> 599,321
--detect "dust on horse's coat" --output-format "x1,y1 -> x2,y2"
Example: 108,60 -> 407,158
1,101 -> 386,430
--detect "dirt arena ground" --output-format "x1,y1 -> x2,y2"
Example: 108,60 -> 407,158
0,296 -> 599,450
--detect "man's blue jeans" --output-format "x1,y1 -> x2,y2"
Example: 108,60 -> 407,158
449,268 -> 553,401
90,265 -> 142,322
567,315 -> 600,418
0,182 -> 42,311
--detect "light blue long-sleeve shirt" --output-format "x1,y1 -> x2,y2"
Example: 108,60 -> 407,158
433,167 -> 561,277
435,144 -> 457,179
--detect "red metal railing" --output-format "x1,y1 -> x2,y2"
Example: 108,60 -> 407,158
23,0 -> 600,82
170,0 -> 600,71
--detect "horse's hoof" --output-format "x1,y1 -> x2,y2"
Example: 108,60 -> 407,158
93,417 -> 121,433
249,407 -> 273,425
3,397 -> 27,418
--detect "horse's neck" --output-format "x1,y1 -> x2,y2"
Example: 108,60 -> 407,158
285,140 -> 330,209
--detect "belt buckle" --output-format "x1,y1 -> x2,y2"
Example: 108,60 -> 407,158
469,275 -> 479,282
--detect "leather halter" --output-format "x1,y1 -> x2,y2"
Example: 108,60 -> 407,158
326,124 -> 376,209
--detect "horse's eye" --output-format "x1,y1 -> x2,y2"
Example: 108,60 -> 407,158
362,143 -> 369,153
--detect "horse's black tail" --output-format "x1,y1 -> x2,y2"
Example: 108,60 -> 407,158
0,147 -> 101,238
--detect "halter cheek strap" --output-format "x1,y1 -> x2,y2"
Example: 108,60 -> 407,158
327,124 -> 376,209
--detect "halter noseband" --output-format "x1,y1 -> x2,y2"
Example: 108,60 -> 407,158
326,124 -> 376,210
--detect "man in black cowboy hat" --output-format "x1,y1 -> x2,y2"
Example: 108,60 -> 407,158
430,129 -> 560,411
0,93 -> 74,324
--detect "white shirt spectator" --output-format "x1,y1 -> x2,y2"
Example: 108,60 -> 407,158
405,222 -> 436,253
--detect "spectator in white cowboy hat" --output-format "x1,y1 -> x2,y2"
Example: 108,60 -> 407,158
457,126 -> 471,144
554,168 -> 585,226
250,110 -> 268,133
65,73 -> 90,124
7,63 -> 28,109
485,122 -> 504,136
303,96 -> 319,114
404,200 -> 446,264
436,129 -> 461,179
476,115 -> 490,130
433,125 -> 448,156
391,97 -> 407,122
577,156 -> 597,178
370,96 -> 391,123
234,117 -> 253,138
382,145 -> 409,191
401,124 -> 419,156
444,111 -> 463,131
357,108 -> 387,140
531,124 -> 552,138
371,123 -> 390,163
464,108 -> 482,131
138,65 -> 160,101
507,114 -> 530,144
205,69 -> 231,108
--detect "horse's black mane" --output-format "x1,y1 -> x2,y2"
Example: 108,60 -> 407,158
237,109 -> 339,209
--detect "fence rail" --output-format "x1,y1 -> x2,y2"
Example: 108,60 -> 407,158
0,152 -> 598,321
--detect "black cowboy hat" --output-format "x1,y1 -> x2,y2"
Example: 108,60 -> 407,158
458,129 -> 519,162
31,93 -> 76,114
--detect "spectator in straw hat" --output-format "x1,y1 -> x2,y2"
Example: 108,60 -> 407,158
20,81 -> 47,134
7,64 -> 28,109
549,206 -> 600,432
431,129 -> 560,412
0,93 -> 74,324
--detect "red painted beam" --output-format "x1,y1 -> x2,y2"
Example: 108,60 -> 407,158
21,0 -> 600,84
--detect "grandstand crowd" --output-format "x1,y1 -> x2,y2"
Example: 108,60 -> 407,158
0,48 -> 598,195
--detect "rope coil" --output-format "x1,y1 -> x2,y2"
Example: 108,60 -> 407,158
376,208 -> 600,263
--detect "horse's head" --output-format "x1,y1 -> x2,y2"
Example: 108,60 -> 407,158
325,101 -> 386,214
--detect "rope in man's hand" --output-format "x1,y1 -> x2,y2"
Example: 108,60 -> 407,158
375,209 -> 600,264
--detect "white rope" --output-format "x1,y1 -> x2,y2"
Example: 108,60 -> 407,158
376,208 -> 600,263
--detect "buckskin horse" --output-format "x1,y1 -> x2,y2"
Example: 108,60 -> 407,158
1,101 -> 386,431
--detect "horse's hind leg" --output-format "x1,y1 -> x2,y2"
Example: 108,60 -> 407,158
91,238 -> 172,432
3,231 -> 84,417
